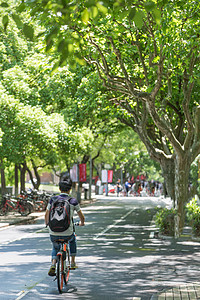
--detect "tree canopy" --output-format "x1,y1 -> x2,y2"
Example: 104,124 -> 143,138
15,0 -> 200,236
1,0 -> 200,236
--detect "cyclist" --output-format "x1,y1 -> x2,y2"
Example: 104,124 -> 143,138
45,178 -> 85,276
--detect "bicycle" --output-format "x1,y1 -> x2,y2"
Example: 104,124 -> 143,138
0,194 -> 33,216
55,239 -> 71,293
20,189 -> 51,212
52,222 -> 80,294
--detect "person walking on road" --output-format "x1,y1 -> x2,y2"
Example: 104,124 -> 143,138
125,179 -> 131,196
45,178 -> 85,276
116,179 -> 122,197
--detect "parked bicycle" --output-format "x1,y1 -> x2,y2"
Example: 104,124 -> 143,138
0,194 -> 34,216
19,189 -> 51,212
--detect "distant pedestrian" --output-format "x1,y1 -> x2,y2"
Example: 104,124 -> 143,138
116,179 -> 122,196
125,180 -> 131,196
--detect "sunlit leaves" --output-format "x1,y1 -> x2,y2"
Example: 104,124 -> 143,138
15,0 -> 160,65
96,2 -> 108,14
82,8 -> 90,23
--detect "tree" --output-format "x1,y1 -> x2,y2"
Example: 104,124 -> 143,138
0,94 -> 58,190
0,6 -> 97,193
17,0 -> 200,237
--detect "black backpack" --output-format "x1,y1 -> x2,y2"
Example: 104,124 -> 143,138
49,195 -> 71,232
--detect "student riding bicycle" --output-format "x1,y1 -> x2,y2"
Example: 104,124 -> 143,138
45,178 -> 85,276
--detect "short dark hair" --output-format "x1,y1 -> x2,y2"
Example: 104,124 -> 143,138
59,178 -> 72,192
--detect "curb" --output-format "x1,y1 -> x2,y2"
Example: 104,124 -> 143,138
0,212 -> 44,229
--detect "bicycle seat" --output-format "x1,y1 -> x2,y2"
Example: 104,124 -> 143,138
55,239 -> 68,244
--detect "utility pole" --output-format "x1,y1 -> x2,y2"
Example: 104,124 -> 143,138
77,163 -> 81,203
89,156 -> 92,199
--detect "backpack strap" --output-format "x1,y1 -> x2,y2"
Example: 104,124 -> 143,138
61,195 -> 75,231
60,195 -> 76,232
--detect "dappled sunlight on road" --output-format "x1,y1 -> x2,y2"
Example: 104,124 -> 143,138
1,197 -> 200,299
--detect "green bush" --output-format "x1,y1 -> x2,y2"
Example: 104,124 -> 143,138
186,198 -> 200,236
154,208 -> 176,236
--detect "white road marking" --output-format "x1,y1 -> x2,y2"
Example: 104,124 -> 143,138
93,208 -> 135,240
16,290 -> 29,299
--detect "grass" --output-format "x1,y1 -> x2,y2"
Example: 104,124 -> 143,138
25,183 -> 60,193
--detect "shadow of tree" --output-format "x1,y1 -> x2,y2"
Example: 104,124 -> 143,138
1,200 -> 200,299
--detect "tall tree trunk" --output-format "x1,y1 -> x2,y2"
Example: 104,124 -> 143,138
160,158 -> 175,205
174,154 -> 190,238
20,162 -> 27,192
0,160 -> 6,195
15,164 -> 19,196
31,160 -> 41,190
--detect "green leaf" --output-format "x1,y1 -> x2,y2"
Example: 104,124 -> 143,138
2,15 -> 9,31
11,13 -> 23,29
82,8 -> 90,23
85,0 -> 96,8
17,2 -> 26,13
128,7 -> 136,20
96,2 -> 108,14
144,1 -> 156,12
0,2 -> 9,7
46,39 -> 54,52
91,6 -> 98,18
23,24 -> 34,40
134,10 -> 144,29
153,8 -> 161,25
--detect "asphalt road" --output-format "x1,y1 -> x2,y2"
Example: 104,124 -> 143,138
1,196 -> 200,300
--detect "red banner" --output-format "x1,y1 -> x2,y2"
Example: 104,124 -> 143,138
108,170 -> 113,183
79,164 -> 87,182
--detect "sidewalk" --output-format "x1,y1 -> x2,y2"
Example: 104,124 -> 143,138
151,283 -> 200,299
0,211 -> 45,229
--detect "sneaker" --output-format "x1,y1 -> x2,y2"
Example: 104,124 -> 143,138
70,263 -> 78,270
48,265 -> 56,276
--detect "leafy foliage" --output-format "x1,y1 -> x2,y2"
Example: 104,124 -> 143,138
186,198 -> 200,236
154,207 -> 176,236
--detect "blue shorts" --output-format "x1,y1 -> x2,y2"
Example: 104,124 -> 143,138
50,233 -> 77,260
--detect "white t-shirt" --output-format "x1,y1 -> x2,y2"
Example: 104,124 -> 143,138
47,193 -> 81,236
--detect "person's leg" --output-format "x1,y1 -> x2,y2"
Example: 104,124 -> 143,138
68,233 -> 77,267
50,235 -> 61,262
48,235 -> 61,276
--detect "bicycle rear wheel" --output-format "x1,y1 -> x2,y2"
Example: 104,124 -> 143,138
57,255 -> 66,293
64,249 -> 70,285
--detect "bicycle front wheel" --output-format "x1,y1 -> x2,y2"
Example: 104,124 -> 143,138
57,255 -> 66,293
